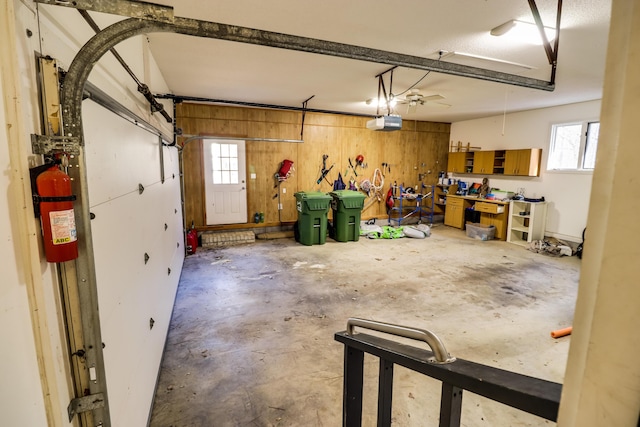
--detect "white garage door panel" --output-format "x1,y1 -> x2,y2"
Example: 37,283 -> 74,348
84,108 -> 183,426
84,101 -> 164,207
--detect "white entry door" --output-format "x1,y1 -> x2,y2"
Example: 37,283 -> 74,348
203,139 -> 247,225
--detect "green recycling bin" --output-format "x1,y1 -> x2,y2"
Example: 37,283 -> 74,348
294,191 -> 332,246
329,190 -> 366,242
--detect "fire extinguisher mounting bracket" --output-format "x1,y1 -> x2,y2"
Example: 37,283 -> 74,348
31,134 -> 81,155
35,195 -> 77,202
29,160 -> 77,217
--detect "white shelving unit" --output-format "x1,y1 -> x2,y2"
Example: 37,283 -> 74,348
507,200 -> 547,246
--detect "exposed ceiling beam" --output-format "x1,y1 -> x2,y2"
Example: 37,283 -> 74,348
172,16 -> 555,91
34,0 -> 174,21
37,0 -> 555,94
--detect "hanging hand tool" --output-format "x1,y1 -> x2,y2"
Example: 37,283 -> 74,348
317,164 -> 334,185
381,162 -> 391,176
348,157 -> 358,177
317,154 -> 334,185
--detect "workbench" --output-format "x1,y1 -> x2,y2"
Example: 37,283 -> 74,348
444,195 -> 510,240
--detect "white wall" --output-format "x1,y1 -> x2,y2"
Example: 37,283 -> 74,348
0,41 -> 49,427
1,1 -> 183,425
450,100 -> 601,242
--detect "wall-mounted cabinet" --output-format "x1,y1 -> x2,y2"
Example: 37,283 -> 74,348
493,150 -> 506,174
472,151 -> 494,174
448,152 -> 474,174
504,149 -> 541,176
447,148 -> 541,177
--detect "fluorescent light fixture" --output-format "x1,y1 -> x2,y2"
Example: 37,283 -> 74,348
490,20 -> 556,45
438,50 -> 536,72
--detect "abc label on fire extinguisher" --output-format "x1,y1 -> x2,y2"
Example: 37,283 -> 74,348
49,209 -> 77,245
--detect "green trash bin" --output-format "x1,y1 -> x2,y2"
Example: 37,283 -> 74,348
294,191 -> 332,246
329,190 -> 366,242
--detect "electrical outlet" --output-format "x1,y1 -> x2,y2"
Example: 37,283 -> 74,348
278,203 -> 283,210
250,173 -> 256,179
282,188 -> 286,194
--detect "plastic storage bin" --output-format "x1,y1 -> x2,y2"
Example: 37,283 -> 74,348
466,223 -> 496,241
294,191 -> 332,245
464,208 -> 480,229
329,190 -> 366,242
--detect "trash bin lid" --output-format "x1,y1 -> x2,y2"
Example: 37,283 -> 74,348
329,190 -> 365,209
294,191 -> 331,200
294,191 -> 331,210
329,190 -> 366,199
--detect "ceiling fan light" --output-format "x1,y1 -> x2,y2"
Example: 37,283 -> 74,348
365,97 -> 396,108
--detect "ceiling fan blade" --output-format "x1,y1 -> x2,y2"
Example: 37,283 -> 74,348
425,102 -> 451,109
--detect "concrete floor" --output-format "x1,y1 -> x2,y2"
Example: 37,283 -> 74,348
148,225 -> 580,427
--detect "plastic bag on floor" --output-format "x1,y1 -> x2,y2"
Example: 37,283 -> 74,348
529,237 -> 574,257
360,225 -> 405,239
403,224 -> 431,239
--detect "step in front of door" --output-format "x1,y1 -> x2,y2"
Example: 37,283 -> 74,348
201,230 -> 255,248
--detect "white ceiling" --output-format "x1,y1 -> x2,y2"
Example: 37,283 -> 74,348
144,0 -> 611,123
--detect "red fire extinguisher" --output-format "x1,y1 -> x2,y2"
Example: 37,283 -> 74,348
36,162 -> 78,262
186,221 -> 197,255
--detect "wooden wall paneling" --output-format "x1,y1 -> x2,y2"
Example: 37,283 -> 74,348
177,103 -> 451,229
181,137 -> 205,227
364,131 -> 383,218
248,120 -> 266,140
435,131 -> 451,176
403,123 -> 421,189
246,140 -> 289,224
277,143 -> 299,223
340,126 -> 363,189
299,123 -> 338,193
417,127 -> 450,186
177,102 -> 209,119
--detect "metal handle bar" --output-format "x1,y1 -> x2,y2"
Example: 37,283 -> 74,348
346,318 -> 456,364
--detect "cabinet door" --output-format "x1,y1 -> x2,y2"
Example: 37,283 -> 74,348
472,151 -> 495,174
504,150 -> 522,175
505,149 -> 542,176
447,152 -> 467,173
444,204 -> 462,228
444,198 -> 465,228
479,213 -> 507,240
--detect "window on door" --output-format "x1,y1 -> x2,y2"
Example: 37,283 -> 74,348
547,121 -> 600,171
211,143 -> 239,184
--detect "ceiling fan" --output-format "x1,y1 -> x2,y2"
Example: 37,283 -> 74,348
395,89 -> 450,112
